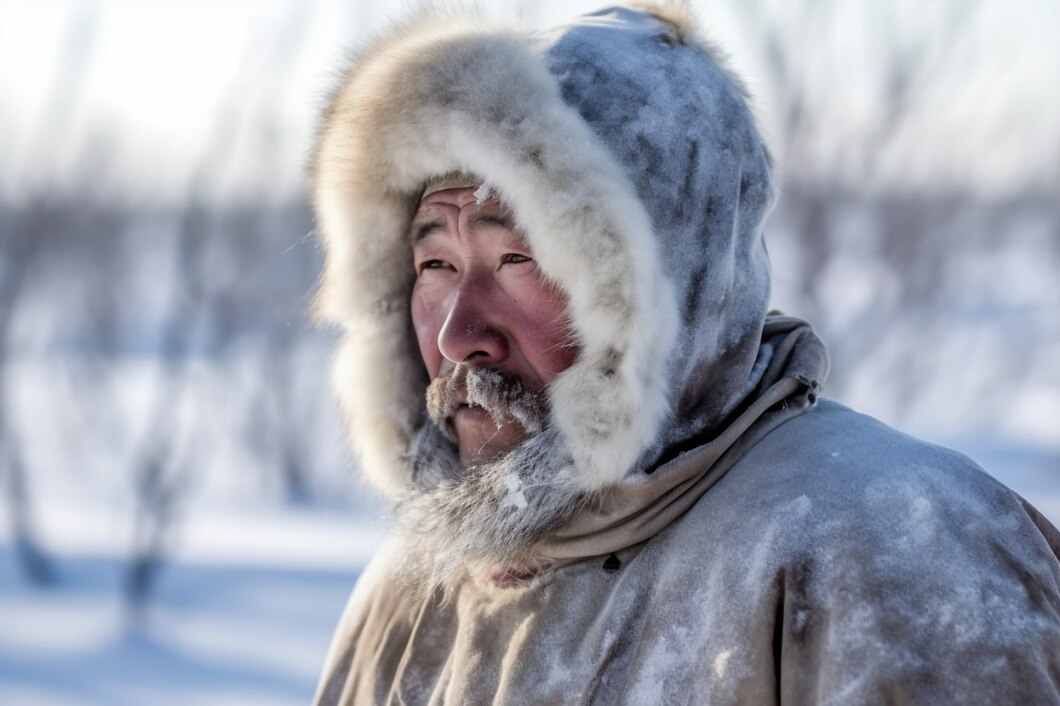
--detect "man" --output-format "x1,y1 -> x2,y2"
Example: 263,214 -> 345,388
311,5 -> 1060,704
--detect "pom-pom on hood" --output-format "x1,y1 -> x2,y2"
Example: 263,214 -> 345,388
312,4 -> 775,501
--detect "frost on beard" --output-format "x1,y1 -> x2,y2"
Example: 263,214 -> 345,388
396,422 -> 586,595
501,473 -> 528,510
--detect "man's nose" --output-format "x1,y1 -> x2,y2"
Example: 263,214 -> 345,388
437,282 -> 510,367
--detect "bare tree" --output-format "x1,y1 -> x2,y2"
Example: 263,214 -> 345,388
0,0 -> 103,586
123,2 -> 314,618
0,199 -> 58,585
728,0 -> 1033,410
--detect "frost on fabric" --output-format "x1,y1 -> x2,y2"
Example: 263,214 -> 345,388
753,421 -> 1060,701
542,5 -> 775,462
334,404 -> 1060,705
712,649 -> 731,679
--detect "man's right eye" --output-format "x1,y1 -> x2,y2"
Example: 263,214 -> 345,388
418,259 -> 450,273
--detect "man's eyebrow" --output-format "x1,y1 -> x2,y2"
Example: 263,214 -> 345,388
409,212 -> 519,244
469,212 -> 515,230
410,219 -> 444,244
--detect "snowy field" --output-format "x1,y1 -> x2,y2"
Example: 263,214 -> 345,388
0,499 -> 384,706
0,355 -> 390,705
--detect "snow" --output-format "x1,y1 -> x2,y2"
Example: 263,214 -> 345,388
712,649 -> 732,680
0,501 -> 383,706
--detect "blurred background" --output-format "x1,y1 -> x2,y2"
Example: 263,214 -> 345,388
1,0 -> 1057,703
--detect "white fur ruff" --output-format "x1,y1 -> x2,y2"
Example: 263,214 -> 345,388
313,10 -> 679,499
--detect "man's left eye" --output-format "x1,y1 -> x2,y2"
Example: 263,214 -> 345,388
502,254 -> 532,265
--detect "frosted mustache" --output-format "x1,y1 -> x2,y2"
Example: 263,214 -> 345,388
426,366 -> 548,440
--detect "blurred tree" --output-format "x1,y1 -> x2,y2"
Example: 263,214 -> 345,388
125,1 -> 316,616
729,0 -> 1060,424
0,199 -> 58,585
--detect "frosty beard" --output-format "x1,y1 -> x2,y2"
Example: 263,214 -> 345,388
395,366 -> 588,594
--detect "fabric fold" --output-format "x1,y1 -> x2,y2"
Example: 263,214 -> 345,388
537,314 -> 829,561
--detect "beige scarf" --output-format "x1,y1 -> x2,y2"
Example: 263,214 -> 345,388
537,314 -> 830,561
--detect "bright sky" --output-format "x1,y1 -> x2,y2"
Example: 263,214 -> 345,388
0,0 -> 1056,203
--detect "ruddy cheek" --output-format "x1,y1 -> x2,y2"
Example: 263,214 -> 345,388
411,294 -> 445,377
520,299 -> 577,384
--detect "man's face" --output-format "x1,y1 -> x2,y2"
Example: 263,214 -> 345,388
410,187 -> 577,465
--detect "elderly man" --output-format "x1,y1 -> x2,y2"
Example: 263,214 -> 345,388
310,5 -> 1060,705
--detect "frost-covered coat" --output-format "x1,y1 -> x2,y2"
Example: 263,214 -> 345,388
310,5 -> 1060,705
316,399 -> 1060,705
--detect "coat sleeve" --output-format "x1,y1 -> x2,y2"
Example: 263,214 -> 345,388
313,544 -> 417,706
775,460 -> 1060,706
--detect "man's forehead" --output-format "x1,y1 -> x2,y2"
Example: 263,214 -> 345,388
416,186 -> 481,211
420,171 -> 481,201
410,187 -> 523,243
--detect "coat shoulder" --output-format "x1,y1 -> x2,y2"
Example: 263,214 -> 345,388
652,400 -> 1060,704
681,398 -> 1060,570
726,399 -> 1038,529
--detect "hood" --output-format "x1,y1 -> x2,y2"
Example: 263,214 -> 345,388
312,4 -> 775,501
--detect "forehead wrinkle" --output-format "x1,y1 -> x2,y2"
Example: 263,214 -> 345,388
410,218 -> 445,245
412,215 -> 531,251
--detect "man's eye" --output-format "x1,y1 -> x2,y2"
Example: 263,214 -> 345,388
417,259 -> 451,273
502,254 -> 532,265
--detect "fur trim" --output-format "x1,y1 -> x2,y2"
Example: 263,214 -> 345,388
313,9 -> 679,498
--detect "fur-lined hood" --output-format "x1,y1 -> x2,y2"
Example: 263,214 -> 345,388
312,4 -> 775,500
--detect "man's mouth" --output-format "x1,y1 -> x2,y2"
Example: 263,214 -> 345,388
452,403 -> 491,425
427,365 -> 548,440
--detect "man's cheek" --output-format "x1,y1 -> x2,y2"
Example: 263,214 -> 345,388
411,298 -> 444,376
411,284 -> 445,314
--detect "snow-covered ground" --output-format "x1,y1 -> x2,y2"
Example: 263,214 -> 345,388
0,347 -> 387,704
0,498 -> 384,706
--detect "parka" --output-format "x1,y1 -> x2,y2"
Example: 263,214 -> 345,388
309,5 -> 1060,704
